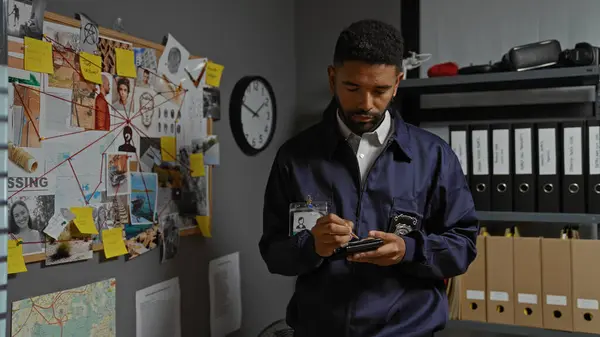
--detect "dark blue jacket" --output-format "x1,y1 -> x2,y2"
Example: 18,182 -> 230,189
259,104 -> 479,337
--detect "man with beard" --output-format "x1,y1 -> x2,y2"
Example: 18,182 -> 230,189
259,20 -> 479,337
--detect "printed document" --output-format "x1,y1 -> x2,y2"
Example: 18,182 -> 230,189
209,252 -> 242,337
136,277 -> 181,337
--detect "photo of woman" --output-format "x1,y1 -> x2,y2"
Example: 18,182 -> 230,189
9,199 -> 47,255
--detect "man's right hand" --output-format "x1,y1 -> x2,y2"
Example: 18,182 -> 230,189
311,213 -> 354,257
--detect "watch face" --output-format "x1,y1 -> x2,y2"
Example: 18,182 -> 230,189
241,79 -> 274,150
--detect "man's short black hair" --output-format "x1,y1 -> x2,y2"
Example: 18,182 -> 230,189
333,19 -> 404,70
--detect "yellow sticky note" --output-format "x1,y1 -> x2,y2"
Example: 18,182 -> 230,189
24,37 -> 54,74
190,153 -> 205,177
70,207 -> 99,235
8,240 -> 27,274
101,228 -> 128,259
79,52 -> 102,84
195,216 -> 211,238
205,61 -> 224,87
161,137 -> 176,162
115,48 -> 137,78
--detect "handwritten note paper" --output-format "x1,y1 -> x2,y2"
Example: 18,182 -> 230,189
115,48 -> 137,78
8,240 -> 27,274
161,137 -> 177,162
24,37 -> 54,74
190,153 -> 205,177
205,61 -> 224,88
70,207 -> 99,234
80,52 -> 102,84
195,216 -> 211,238
102,228 -> 128,259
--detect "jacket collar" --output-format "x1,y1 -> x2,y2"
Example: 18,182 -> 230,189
320,98 -> 413,160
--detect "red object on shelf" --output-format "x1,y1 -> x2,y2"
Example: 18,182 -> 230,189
427,62 -> 459,78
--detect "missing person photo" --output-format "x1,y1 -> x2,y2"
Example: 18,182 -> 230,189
9,195 -> 55,255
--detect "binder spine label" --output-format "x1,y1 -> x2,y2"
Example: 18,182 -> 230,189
472,130 -> 489,175
492,129 -> 509,175
564,127 -> 583,175
577,298 -> 599,310
518,293 -> 538,304
515,128 -> 533,175
538,128 -> 557,175
546,294 -> 567,306
590,126 -> 600,175
451,131 -> 468,175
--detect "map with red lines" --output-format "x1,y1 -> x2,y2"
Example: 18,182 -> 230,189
11,278 -> 116,337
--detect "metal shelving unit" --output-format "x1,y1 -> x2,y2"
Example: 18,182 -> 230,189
477,212 -> 600,225
397,65 -> 600,336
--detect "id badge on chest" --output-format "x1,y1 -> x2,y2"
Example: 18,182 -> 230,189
289,200 -> 328,236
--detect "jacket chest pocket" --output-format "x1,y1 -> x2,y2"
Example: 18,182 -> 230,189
387,197 -> 423,235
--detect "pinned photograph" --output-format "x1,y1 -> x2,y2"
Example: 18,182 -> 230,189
192,136 -> 219,166
44,22 -> 79,89
178,146 -> 209,216
112,76 -> 134,113
98,36 -> 132,74
105,152 -> 131,196
11,82 -> 41,148
70,54 -> 97,130
7,0 -> 32,39
125,223 -> 159,260
8,195 -> 55,255
128,172 -> 158,225
160,213 -> 182,263
45,222 -> 93,266
158,34 -> 190,85
203,86 -> 221,120
109,194 -> 130,227
134,48 -> 157,88
7,0 -> 45,40
94,73 -> 112,131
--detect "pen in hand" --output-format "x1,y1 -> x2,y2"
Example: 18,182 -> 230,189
313,208 -> 359,240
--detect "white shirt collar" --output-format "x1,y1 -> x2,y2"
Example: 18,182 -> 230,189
336,110 -> 392,145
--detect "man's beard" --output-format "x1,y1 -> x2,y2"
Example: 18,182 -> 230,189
334,94 -> 391,136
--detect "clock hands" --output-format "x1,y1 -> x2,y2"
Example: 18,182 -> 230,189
242,103 -> 259,118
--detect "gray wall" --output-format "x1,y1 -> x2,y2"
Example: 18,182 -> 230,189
7,1 -> 297,336
420,0 -> 600,78
294,0 -> 401,131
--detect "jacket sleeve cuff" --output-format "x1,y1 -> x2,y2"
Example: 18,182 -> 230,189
400,235 -> 418,263
297,230 -> 324,269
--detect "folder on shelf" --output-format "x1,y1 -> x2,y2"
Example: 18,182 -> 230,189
537,122 -> 561,213
561,121 -> 587,213
541,238 -> 573,331
588,120 -> 600,214
470,125 -> 491,211
450,125 -> 470,179
491,124 -> 513,212
513,123 -> 536,212
486,236 -> 514,325
460,235 -> 487,322
513,237 -> 543,328
571,239 -> 600,334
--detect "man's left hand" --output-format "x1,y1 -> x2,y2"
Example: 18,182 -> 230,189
348,231 -> 406,266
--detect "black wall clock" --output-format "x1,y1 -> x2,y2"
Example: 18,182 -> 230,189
229,76 -> 277,156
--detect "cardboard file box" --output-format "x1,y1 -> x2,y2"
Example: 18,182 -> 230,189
571,239 -> 600,334
541,238 -> 573,331
513,237 -> 543,328
486,236 -> 514,325
460,236 -> 487,322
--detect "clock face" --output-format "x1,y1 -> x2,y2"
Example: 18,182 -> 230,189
241,79 -> 274,150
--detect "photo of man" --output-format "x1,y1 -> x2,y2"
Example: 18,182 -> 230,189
296,217 -> 306,231
94,74 -> 111,131
112,77 -> 132,112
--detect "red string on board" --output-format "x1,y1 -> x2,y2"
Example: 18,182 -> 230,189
9,35 -> 204,249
